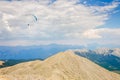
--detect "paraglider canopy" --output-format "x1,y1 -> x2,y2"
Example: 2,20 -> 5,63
32,15 -> 38,22
24,14 -> 38,29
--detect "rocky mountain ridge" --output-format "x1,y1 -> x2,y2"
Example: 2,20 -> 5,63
0,51 -> 120,80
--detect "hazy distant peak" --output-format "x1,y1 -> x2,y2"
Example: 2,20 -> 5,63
112,48 -> 120,57
94,48 -> 120,57
94,48 -> 111,54
74,49 -> 90,53
74,48 -> 120,57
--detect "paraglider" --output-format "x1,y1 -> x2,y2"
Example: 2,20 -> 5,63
24,14 -> 38,29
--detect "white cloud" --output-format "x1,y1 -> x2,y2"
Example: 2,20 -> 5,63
97,28 -> 120,39
89,2 -> 119,14
82,29 -> 102,39
82,28 -> 120,39
0,0 -> 119,46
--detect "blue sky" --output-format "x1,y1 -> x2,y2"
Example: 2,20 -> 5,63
79,0 -> 120,29
0,0 -> 120,47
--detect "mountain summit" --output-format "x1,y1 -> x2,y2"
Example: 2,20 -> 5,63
0,51 -> 120,80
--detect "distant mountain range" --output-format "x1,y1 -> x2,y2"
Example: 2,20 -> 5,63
0,51 -> 120,80
74,48 -> 120,71
0,44 -> 84,60
0,45 -> 119,60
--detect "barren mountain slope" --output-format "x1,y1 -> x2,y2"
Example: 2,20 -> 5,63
0,51 -> 120,80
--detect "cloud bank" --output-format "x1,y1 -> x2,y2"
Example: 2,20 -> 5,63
0,0 -> 120,46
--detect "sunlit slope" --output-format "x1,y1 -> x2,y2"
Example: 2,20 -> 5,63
0,61 -> 4,67
0,51 -> 120,80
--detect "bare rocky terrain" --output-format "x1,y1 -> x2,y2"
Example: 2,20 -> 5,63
0,51 -> 120,80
